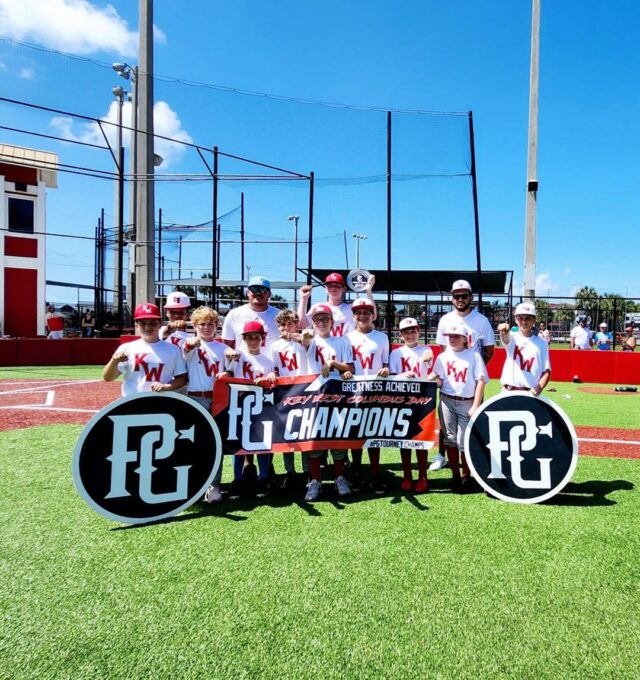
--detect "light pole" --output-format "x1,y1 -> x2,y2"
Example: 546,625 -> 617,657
288,214 -> 299,303
111,84 -> 126,326
352,232 -> 368,269
112,61 -> 138,313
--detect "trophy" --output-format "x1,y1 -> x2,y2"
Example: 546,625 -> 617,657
347,268 -> 372,292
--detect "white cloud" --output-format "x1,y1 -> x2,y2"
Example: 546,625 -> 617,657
0,0 -> 164,57
50,100 -> 193,169
18,66 -> 34,80
535,272 -> 559,294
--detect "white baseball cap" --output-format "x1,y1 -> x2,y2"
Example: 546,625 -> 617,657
451,279 -> 472,294
310,303 -> 333,318
515,302 -> 536,317
442,321 -> 469,339
351,297 -> 376,313
165,291 -> 191,309
599,322 -> 607,328
399,317 -> 419,331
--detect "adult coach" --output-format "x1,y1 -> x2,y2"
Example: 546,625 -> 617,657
430,279 -> 495,471
570,317 -> 592,350
221,276 -> 280,349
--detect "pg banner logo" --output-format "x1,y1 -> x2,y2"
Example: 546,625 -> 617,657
464,393 -> 578,504
72,393 -> 222,524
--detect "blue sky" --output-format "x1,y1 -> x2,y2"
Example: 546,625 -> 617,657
1,0 -> 638,303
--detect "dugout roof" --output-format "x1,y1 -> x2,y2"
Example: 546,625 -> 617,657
304,269 -> 511,296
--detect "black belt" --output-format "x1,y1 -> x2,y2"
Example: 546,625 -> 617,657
188,390 -> 212,397
503,385 -> 530,392
442,394 -> 473,401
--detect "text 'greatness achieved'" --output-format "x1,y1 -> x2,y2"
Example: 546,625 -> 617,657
212,375 -> 437,455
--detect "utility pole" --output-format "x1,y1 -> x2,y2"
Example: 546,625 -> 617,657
135,0 -> 155,305
524,0 -> 541,301
288,214 -> 299,303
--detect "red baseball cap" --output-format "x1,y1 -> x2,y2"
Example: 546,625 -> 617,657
134,303 -> 161,320
310,303 -> 333,318
242,320 -> 266,335
324,272 -> 346,286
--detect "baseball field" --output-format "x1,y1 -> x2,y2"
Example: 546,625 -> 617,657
1,366 -> 638,679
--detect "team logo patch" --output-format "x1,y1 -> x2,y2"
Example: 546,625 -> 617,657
464,393 -> 578,504
72,393 -> 222,524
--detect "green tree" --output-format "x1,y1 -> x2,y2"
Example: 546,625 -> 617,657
575,286 -> 599,322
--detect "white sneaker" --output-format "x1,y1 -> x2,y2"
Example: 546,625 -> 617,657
429,453 -> 448,472
204,483 -> 223,503
305,479 -> 323,502
334,475 -> 351,497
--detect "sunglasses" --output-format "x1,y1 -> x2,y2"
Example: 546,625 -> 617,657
452,293 -> 470,300
249,286 -> 269,295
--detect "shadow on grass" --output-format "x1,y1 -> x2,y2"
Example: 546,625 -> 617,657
544,479 -> 635,507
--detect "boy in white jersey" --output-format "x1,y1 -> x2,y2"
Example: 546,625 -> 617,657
389,317 -> 434,493
498,302 -> 551,396
430,321 -> 488,492
224,320 -> 277,499
103,303 -> 187,396
161,290 -> 192,348
298,272 -> 376,338
181,306 -> 228,503
269,309 -> 309,492
301,303 -> 355,501
344,298 -> 390,495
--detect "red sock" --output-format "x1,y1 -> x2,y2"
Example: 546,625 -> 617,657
400,449 -> 412,479
334,458 -> 344,478
447,446 -> 461,477
417,451 -> 428,480
461,452 -> 470,477
369,447 -> 380,476
310,456 -> 322,481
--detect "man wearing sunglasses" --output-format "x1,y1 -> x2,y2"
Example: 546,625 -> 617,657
221,275 -> 280,350
430,279 -> 495,471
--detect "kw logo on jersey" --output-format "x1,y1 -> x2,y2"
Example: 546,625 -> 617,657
242,361 -> 265,381
446,361 -> 468,383
331,323 -> 346,337
315,346 -> 336,366
133,353 -> 164,381
401,357 -> 425,376
513,346 -> 535,372
169,336 -> 182,347
197,349 -> 220,377
278,351 -> 299,372
353,345 -> 374,369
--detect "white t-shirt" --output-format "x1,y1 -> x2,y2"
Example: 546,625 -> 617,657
306,335 -> 351,375
184,339 -> 227,392
117,338 -> 187,396
500,332 -> 551,389
229,351 -> 276,381
221,304 -> 280,350
346,328 -> 390,376
268,338 -> 309,377
162,327 -> 191,349
570,325 -> 591,350
434,347 -> 488,399
389,344 -> 434,378
436,309 -> 495,357
304,302 -> 355,338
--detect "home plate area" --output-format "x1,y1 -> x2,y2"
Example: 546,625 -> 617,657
0,379 -> 121,430
0,379 -> 638,459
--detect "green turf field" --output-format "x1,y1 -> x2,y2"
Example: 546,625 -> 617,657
1,367 -> 639,678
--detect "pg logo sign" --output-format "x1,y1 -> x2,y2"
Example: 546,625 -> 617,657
464,394 -> 578,504
73,393 -> 222,524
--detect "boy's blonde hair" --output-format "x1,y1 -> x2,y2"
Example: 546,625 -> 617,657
276,309 -> 299,325
190,306 -> 219,326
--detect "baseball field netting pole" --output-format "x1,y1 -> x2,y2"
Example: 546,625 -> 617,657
386,111 -> 392,334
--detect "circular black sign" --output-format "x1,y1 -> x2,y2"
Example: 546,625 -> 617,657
72,393 -> 221,524
464,393 -> 578,504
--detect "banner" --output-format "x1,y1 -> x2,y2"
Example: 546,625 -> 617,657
212,374 -> 437,455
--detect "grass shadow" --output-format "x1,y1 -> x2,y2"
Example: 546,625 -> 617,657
544,479 -> 635,507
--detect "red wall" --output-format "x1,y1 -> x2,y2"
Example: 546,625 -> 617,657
4,267 -> 37,337
0,339 -> 120,366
